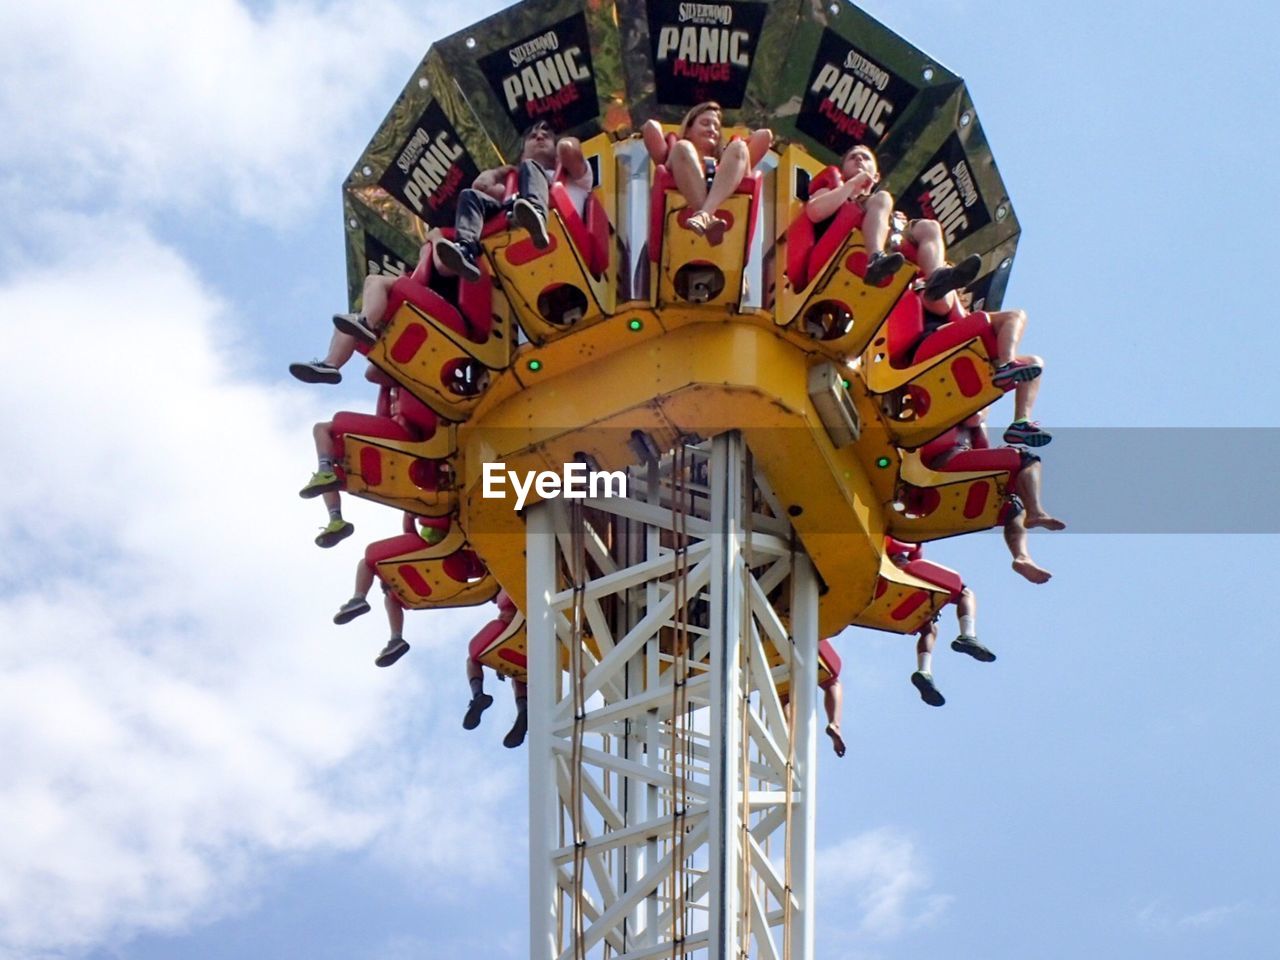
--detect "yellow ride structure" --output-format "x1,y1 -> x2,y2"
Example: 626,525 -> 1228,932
318,1 -> 1029,955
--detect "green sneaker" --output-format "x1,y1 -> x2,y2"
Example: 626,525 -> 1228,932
911,671 -> 946,707
299,470 -> 341,499
315,518 -> 354,548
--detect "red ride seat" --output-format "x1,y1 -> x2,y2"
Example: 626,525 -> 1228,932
884,537 -> 964,602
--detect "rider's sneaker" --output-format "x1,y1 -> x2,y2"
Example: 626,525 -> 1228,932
299,471 -> 341,499
503,711 -> 528,748
862,250 -> 905,287
374,637 -> 410,668
436,238 -> 482,282
923,253 -> 982,300
314,518 -> 354,548
1003,419 -> 1053,447
333,596 -> 371,625
333,313 -> 377,346
911,670 -> 946,707
289,360 -> 341,385
951,634 -> 997,662
512,198 -> 551,250
991,359 -> 1043,388
462,692 -> 494,730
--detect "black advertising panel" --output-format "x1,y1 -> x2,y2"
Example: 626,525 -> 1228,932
899,133 -> 992,248
478,12 -> 601,135
342,194 -> 422,307
377,101 -> 481,228
766,2 -> 959,167
796,27 -> 919,154
645,0 -> 769,109
363,232 -> 410,278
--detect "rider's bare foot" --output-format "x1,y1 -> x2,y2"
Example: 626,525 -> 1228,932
1012,556 -> 1052,584
1025,512 -> 1066,531
684,209 -> 712,236
825,722 -> 846,758
704,214 -> 728,246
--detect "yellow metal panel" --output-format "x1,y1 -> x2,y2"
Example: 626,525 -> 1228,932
790,236 -> 914,359
340,430 -> 458,518
374,543 -> 500,610
484,219 -> 607,340
859,337 -> 1003,450
460,322 -> 887,638
655,191 -> 753,310
852,553 -> 955,634
366,299 -> 513,421
473,617 -> 528,682
887,450 -> 1011,543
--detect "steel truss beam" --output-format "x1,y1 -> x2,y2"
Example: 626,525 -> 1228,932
528,432 -> 819,959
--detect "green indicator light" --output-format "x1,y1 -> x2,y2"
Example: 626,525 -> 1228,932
876,456 -> 891,469
628,318 -> 643,331
528,359 -> 542,372
841,378 -> 850,389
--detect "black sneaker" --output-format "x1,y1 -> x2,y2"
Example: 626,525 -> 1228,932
436,239 -> 482,283
951,635 -> 997,662
1003,419 -> 1053,447
333,596 -> 371,625
289,360 -> 341,385
503,711 -> 528,748
463,692 -> 494,730
911,670 -> 946,707
374,637 -> 410,668
512,198 -> 550,250
923,253 -> 982,301
333,313 -> 377,346
863,250 -> 905,287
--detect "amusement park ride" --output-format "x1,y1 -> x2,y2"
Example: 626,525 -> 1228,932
313,0 -> 1029,955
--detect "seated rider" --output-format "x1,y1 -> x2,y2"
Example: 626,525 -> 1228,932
806,145 -> 1050,442
289,235 -> 449,385
462,590 -> 529,748
298,368 -> 440,547
820,643 -> 846,758
887,538 -> 992,708
434,121 -> 592,284
642,101 -> 772,245
330,513 -> 451,668
805,143 -> 983,300
919,410 -> 1067,583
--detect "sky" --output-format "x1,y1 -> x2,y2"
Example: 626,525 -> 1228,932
0,1 -> 1276,959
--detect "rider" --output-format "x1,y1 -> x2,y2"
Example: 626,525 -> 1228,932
434,121 -> 592,283
298,370 -> 439,547
462,590 -> 530,748
887,538 -> 992,708
642,101 -> 772,245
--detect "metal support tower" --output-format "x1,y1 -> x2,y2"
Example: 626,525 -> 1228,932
527,432 -> 820,959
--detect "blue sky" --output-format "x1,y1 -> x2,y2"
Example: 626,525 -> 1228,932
1,1 -> 1276,958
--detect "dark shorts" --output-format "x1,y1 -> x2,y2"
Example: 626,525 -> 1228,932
999,493 -> 1026,525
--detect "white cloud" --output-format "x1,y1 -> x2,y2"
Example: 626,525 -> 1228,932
0,0 -> 470,222
816,827 -> 952,940
0,215 -> 513,956
1137,898 -> 1249,934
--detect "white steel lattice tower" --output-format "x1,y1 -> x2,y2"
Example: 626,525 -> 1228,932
526,432 -> 820,960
